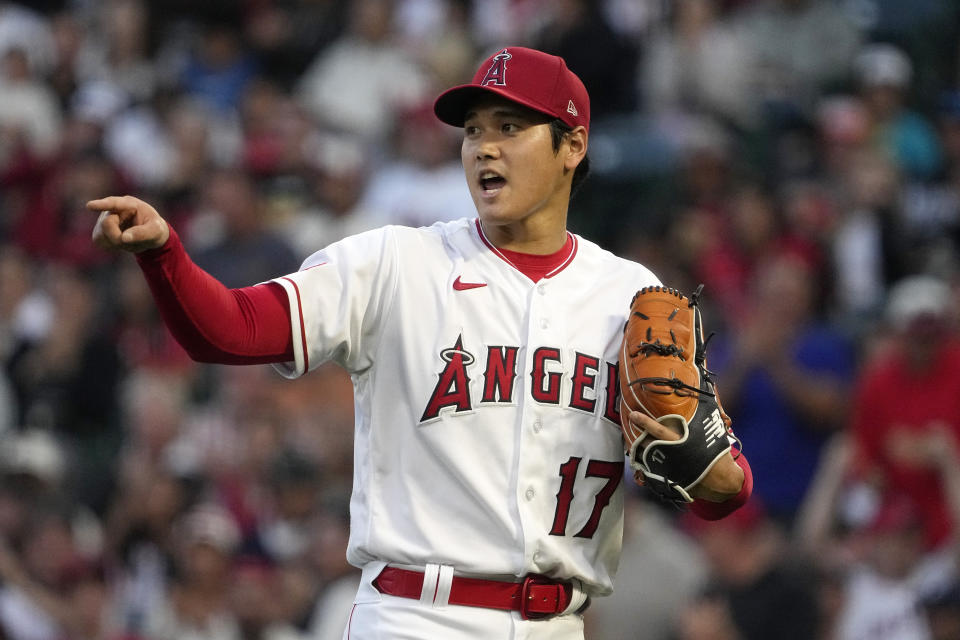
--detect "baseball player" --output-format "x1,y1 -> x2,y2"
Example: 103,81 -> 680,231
89,47 -> 752,639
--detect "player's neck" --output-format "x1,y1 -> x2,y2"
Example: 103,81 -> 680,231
479,211 -> 569,255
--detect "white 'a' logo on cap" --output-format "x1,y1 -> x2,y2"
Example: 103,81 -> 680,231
567,100 -> 579,117
480,49 -> 512,86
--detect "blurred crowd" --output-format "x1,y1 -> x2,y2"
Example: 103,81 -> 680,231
1,0 -> 960,638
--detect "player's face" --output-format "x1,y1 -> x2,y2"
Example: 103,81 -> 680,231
461,97 -> 583,236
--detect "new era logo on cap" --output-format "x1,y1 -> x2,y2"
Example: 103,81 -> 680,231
434,47 -> 590,132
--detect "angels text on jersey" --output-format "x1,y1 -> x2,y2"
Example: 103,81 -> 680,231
420,333 -> 623,427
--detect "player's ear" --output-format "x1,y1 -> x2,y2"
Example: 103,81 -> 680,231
563,127 -> 587,172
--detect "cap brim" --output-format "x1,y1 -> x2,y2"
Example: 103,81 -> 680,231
433,84 -> 559,127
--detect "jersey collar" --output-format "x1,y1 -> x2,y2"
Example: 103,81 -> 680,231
474,218 -> 578,282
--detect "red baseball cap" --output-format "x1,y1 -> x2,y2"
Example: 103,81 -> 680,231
434,47 -> 590,132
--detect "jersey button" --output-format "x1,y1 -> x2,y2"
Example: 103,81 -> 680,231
525,487 -> 535,501
532,420 -> 542,433
539,318 -> 549,329
537,284 -> 546,295
533,551 -> 543,562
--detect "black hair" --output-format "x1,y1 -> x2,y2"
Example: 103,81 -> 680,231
549,119 -> 590,197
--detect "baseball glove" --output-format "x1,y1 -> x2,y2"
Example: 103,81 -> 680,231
618,284 -> 740,505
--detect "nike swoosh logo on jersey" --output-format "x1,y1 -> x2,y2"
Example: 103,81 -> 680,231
453,276 -> 487,291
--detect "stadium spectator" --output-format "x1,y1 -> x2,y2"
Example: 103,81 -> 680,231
854,43 -> 943,181
534,0 -> 639,119
729,0 -> 862,126
0,46 -> 62,162
75,0 -> 158,104
640,0 -> 753,128
358,101 -> 476,229
180,23 -> 257,117
0,3 -> 55,78
831,148 -> 911,326
678,500 -> 820,640
149,503 -> 242,640
189,168 -> 299,289
796,425 -> 960,640
710,253 -> 855,524
296,0 -> 429,143
850,274 -> 960,549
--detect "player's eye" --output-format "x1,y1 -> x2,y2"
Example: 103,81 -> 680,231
502,122 -> 520,134
464,124 -> 480,137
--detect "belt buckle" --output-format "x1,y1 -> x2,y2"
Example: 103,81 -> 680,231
519,574 -> 565,620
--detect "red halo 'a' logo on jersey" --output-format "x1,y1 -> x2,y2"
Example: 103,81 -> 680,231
480,49 -> 512,86
420,335 -> 475,422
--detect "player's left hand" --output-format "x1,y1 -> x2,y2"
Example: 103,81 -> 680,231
627,411 -> 745,502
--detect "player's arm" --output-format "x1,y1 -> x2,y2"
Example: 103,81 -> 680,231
793,434 -> 851,553
628,411 -> 752,519
88,196 -> 294,364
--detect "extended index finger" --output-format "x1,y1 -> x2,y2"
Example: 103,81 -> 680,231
86,195 -> 139,214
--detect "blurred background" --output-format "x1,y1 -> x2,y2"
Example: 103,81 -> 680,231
1,0 -> 960,638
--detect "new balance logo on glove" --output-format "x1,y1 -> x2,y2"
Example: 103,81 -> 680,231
704,408 -> 726,444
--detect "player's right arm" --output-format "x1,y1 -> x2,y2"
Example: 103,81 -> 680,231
87,195 -> 294,364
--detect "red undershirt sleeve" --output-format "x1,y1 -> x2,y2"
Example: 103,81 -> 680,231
688,452 -> 754,520
135,226 -> 294,364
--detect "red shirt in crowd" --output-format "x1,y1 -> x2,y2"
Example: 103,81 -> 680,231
852,340 -> 960,547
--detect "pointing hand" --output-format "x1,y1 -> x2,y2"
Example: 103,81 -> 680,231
88,195 -> 170,253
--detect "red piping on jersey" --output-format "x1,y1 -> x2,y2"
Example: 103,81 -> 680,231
543,234 -> 578,278
346,604 -> 356,639
474,219 -> 578,282
281,276 -> 309,373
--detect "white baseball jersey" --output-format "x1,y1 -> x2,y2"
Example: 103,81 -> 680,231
270,218 -> 659,597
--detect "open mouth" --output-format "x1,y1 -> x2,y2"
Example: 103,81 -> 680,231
479,171 -> 506,195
